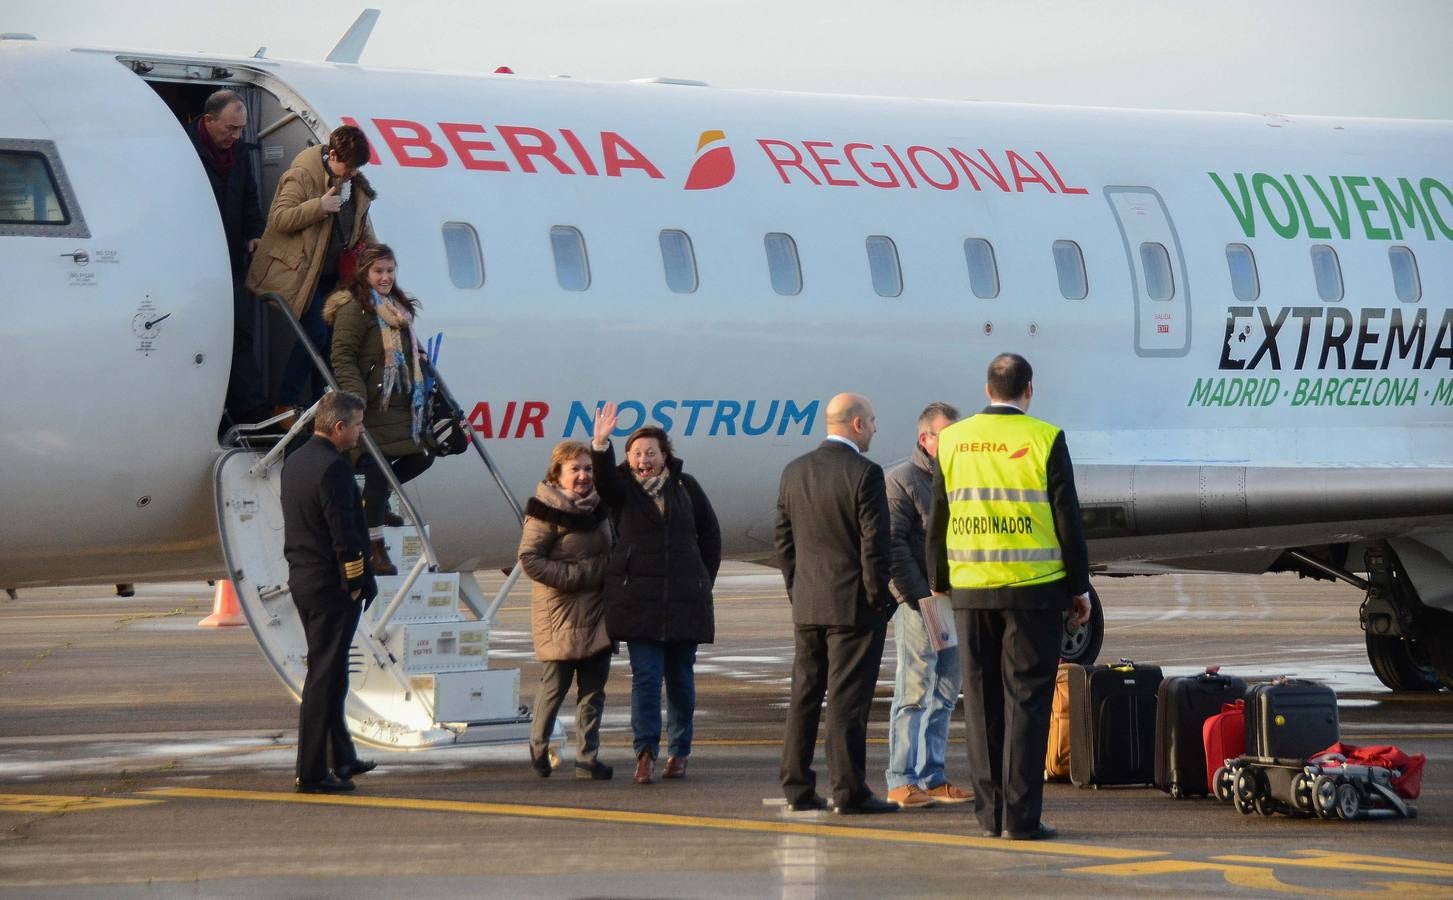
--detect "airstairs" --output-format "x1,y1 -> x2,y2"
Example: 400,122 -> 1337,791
214,293 -> 549,750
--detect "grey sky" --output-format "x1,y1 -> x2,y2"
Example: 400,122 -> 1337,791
6,0 -> 1450,118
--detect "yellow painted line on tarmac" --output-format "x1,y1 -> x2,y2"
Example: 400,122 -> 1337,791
1215,850 -> 1453,879
0,793 -> 160,814
143,787 -> 1161,861
1072,859 -> 1453,898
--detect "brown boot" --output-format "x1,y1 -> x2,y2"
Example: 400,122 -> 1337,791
370,538 -> 397,576
633,750 -> 655,785
663,756 -> 687,779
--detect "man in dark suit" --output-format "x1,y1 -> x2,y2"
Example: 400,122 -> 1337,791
928,354 -> 1091,840
281,390 -> 378,793
774,393 -> 896,815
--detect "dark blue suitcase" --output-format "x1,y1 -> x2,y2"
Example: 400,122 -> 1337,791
1154,667 -> 1247,798
1245,678 -> 1339,760
1069,660 -> 1163,788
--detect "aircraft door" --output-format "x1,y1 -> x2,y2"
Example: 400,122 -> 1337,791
1105,186 -> 1191,357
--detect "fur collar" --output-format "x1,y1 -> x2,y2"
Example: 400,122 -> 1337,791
526,484 -> 608,531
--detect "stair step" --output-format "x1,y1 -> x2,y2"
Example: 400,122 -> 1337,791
367,571 -> 463,625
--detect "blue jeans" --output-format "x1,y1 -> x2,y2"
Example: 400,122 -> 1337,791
277,282 -> 333,407
627,640 -> 697,758
885,602 -> 962,790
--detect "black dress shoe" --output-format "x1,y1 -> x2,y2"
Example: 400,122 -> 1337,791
1004,823 -> 1058,841
335,759 -> 377,781
295,774 -> 356,794
529,747 -> 553,778
574,759 -> 614,780
832,795 -> 899,815
785,794 -> 829,812
981,829 -> 1002,838
383,511 -> 405,528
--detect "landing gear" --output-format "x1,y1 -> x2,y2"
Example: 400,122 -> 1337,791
1060,585 -> 1104,666
1421,610 -> 1453,692
1361,544 -> 1444,692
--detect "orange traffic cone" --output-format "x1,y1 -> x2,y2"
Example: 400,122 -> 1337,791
199,579 -> 247,627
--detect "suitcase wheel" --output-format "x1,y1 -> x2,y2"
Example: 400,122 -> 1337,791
1254,792 -> 1278,817
1168,782 -> 1182,800
1212,766 -> 1235,803
1335,782 -> 1362,820
1290,772 -> 1315,814
1311,774 -> 1339,819
1232,769 -> 1259,816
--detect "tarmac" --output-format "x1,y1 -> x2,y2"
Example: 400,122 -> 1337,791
1,564 -> 1450,898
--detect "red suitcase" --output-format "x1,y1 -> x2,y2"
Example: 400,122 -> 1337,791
1203,699 -> 1244,796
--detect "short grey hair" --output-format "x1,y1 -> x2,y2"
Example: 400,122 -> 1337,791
203,89 -> 245,118
315,391 -> 365,433
917,401 -> 959,431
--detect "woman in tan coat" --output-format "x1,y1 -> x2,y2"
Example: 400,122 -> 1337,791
518,440 -> 615,780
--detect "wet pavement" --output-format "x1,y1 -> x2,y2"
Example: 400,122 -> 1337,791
1,565 -> 1450,897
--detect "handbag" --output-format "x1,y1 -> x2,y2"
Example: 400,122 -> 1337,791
338,239 -> 367,284
420,378 -> 469,457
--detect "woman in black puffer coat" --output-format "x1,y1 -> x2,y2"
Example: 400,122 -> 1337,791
591,403 -> 721,785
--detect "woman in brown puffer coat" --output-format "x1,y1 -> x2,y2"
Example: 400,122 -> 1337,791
517,440 -> 615,781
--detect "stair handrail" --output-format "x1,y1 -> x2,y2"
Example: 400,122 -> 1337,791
419,357 -> 525,527
253,292 -> 439,572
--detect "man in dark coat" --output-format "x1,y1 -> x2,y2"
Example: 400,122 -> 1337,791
190,89 -> 269,426
774,392 -> 896,815
281,390 -> 378,793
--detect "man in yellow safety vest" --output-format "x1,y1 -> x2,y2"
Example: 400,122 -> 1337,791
928,353 -> 1091,841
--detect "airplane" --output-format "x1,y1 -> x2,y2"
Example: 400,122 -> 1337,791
1,12 -> 1450,746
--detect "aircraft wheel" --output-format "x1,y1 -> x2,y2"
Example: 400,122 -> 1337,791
1365,631 -> 1441,692
1212,766 -> 1235,803
1060,585 -> 1104,666
1335,782 -> 1362,820
1311,775 -> 1339,819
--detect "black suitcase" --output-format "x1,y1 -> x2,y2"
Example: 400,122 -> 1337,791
1245,679 -> 1339,760
1068,659 -> 1163,788
1153,667 -> 1247,798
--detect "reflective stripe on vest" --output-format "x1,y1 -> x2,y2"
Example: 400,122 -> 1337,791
937,412 -> 1066,590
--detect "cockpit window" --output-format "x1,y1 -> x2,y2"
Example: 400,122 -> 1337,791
0,152 -> 67,224
0,140 -> 87,237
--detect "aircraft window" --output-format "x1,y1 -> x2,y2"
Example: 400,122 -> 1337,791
0,151 -> 69,225
1310,244 -> 1343,302
963,238 -> 999,299
865,235 -> 903,298
659,229 -> 698,294
550,225 -> 591,291
1052,240 -> 1087,300
764,232 -> 802,296
441,222 -> 484,289
1388,246 -> 1421,303
1139,242 -> 1174,301
1225,243 -> 1259,301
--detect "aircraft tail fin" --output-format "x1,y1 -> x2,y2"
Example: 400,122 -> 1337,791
326,9 -> 380,64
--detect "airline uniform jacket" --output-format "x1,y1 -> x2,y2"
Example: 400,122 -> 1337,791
926,406 -> 1091,610
281,436 -> 373,607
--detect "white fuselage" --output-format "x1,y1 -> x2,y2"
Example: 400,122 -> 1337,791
1,40 -> 1449,587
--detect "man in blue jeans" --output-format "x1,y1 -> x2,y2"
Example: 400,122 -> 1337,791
884,402 -> 973,809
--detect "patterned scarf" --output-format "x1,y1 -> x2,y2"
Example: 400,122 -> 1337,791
635,471 -> 669,513
372,289 -> 426,442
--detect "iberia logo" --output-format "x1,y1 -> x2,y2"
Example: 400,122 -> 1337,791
683,129 -> 735,190
1008,444 -> 1031,460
